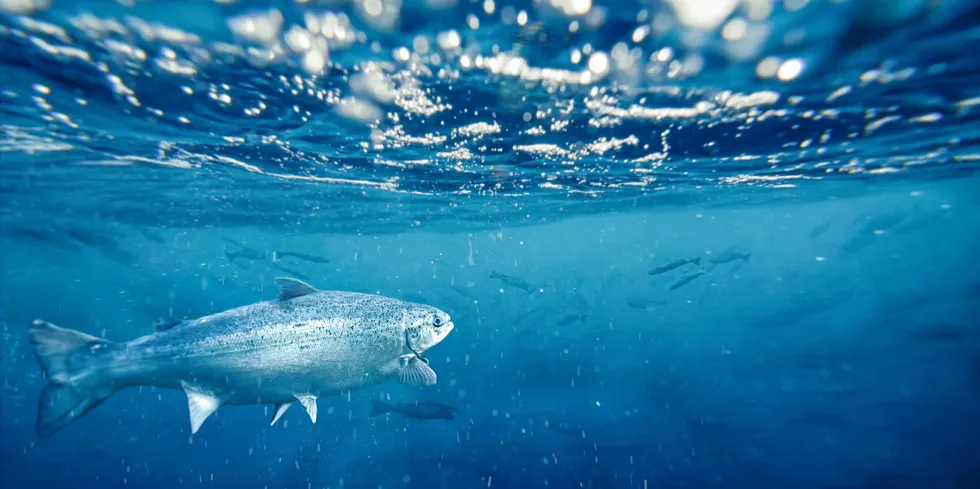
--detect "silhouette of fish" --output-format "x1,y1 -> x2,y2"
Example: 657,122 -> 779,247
369,400 -> 458,420
226,248 -> 265,262
65,227 -> 118,249
273,263 -> 311,281
490,271 -> 535,294
65,227 -> 138,267
649,257 -> 700,276
842,212 -> 907,253
556,313 -> 587,326
669,270 -> 706,290
809,219 -> 833,237
448,284 -> 476,299
905,322 -> 975,342
276,251 -> 330,264
707,250 -> 751,265
139,228 -> 166,244
627,299 -> 667,310
6,227 -> 80,250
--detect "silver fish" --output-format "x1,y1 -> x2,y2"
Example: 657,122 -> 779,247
28,277 -> 455,438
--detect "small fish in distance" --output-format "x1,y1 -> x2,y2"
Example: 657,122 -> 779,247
369,400 -> 458,420
490,271 -> 535,294
648,257 -> 701,276
226,248 -> 265,262
669,270 -> 706,290
707,249 -> 751,265
277,251 -> 330,264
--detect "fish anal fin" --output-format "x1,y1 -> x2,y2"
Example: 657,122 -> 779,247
397,355 -> 438,387
182,382 -> 220,435
274,277 -> 319,301
296,395 -> 317,423
270,402 -> 292,426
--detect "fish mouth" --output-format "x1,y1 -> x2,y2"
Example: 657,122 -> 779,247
440,321 -> 455,341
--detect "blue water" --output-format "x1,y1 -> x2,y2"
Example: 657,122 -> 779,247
2,0 -> 980,487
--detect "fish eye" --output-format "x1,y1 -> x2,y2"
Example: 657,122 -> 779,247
433,316 -> 443,327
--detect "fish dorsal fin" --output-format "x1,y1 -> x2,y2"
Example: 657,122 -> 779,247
296,395 -> 317,423
182,382 -> 220,435
397,355 -> 438,387
152,317 -> 184,332
270,402 -> 292,426
274,277 -> 318,301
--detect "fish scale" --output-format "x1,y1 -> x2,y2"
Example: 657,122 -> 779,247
134,293 -> 403,356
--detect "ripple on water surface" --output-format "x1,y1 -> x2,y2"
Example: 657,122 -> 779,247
0,0 -> 979,231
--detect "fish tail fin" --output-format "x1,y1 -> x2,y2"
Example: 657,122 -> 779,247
743,253 -> 752,263
369,399 -> 390,417
224,252 -> 236,262
693,257 -> 701,265
29,320 -> 120,438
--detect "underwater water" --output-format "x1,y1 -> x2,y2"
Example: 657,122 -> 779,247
2,0 -> 980,487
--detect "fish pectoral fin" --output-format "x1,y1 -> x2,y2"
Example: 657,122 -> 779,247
397,356 -> 438,387
182,383 -> 220,435
270,402 -> 293,426
296,395 -> 317,423
274,277 -> 319,301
